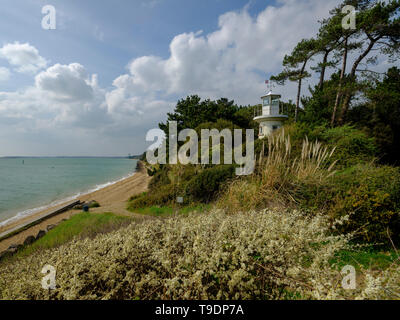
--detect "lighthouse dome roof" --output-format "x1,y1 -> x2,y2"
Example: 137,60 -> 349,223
261,91 -> 281,98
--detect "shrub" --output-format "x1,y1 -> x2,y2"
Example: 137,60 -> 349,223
283,124 -> 377,168
128,185 -> 175,210
329,164 -> 400,244
2,208 -> 398,300
319,125 -> 377,167
88,201 -> 100,208
187,165 -> 235,202
0,209 -> 347,300
217,178 -> 263,213
148,165 -> 171,190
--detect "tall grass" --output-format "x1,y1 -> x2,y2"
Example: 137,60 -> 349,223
218,130 -> 337,213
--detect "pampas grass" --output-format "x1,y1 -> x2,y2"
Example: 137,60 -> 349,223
218,130 -> 337,213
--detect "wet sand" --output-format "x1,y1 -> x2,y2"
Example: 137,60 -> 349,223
0,162 -> 151,252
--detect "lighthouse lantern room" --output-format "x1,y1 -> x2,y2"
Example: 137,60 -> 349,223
253,90 -> 288,138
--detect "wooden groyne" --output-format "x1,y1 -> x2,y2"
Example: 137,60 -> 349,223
0,200 -> 80,241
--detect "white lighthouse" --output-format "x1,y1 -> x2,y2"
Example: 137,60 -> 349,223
253,90 -> 288,138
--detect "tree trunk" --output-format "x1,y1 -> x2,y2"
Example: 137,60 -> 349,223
319,50 -> 329,90
331,37 -> 348,127
295,78 -> 301,122
295,60 -> 307,122
338,38 -> 377,124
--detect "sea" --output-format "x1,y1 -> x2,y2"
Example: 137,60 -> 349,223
0,157 -> 138,226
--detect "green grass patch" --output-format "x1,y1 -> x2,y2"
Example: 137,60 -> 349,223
135,206 -> 174,216
330,248 -> 398,271
12,212 -> 132,259
134,204 -> 211,217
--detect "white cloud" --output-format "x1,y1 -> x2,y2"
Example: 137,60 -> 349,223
7,0 -> 399,156
0,0 -> 344,131
0,62 -> 108,130
107,0 -> 341,119
0,67 -> 10,81
35,63 -> 94,102
0,42 -> 47,74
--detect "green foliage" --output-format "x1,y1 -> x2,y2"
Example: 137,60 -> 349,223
329,164 -> 400,244
133,204 -> 211,217
300,73 -> 346,125
128,185 -> 175,210
159,95 -> 253,134
135,206 -> 174,216
283,123 -> 377,168
271,38 -> 319,120
273,0 -> 400,125
148,165 -> 171,190
297,162 -> 400,244
88,201 -> 100,208
194,118 -> 239,133
271,38 -> 318,85
349,67 -> 400,165
330,248 -> 398,271
319,125 -> 377,167
187,165 -> 236,202
137,101 -> 257,208
232,106 -> 259,130
219,127 -> 399,245
293,164 -> 400,244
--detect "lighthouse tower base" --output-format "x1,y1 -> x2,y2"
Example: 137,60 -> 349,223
259,119 -> 285,137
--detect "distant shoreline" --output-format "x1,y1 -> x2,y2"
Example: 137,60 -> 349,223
0,161 -> 151,252
0,170 -> 137,229
0,157 -> 139,227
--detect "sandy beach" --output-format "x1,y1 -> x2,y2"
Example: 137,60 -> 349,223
0,162 -> 151,252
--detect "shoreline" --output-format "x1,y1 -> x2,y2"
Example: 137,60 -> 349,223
0,170 -> 137,229
0,162 -> 151,252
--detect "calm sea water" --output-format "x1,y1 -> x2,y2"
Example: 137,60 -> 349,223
0,158 -> 137,225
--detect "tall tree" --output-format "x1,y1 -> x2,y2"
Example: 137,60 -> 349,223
338,0 -> 400,124
159,95 -> 239,134
314,1 -> 362,126
271,38 -> 318,122
348,67 -> 400,164
314,15 -> 343,90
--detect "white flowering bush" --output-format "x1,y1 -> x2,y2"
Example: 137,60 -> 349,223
0,209 -> 398,300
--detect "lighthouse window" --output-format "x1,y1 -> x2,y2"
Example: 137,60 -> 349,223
272,125 -> 279,131
271,99 -> 279,106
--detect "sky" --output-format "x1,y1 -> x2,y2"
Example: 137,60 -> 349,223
0,0 -> 395,156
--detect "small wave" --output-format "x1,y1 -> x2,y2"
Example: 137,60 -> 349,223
0,172 -> 136,228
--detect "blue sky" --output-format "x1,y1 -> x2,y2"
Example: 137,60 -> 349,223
1,0 -> 270,90
0,0 -> 396,156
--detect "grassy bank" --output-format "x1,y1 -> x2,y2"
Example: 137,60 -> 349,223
1,212 -> 132,263
129,204 -> 211,217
